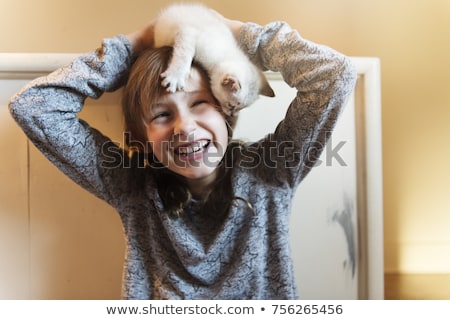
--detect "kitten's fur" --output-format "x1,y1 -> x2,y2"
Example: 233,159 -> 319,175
153,3 -> 274,115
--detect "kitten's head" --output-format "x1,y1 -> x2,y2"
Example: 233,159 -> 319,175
211,62 -> 275,116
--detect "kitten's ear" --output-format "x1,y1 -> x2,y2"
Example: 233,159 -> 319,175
259,75 -> 275,97
222,76 -> 241,93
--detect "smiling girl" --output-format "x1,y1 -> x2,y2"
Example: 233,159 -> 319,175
9,8 -> 356,299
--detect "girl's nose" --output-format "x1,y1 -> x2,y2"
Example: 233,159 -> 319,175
173,113 -> 197,138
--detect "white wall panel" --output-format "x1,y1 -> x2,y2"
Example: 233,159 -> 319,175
0,78 -> 31,299
0,55 -> 382,299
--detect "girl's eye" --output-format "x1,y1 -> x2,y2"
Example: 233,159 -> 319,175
151,111 -> 171,122
192,100 -> 209,107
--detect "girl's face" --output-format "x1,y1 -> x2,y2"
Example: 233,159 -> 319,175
145,67 -> 229,191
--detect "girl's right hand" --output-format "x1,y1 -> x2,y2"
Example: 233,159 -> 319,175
126,18 -> 156,55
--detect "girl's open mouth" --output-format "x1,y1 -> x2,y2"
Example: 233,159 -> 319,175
174,139 -> 211,158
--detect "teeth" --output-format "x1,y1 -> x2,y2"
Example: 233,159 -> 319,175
177,141 -> 208,155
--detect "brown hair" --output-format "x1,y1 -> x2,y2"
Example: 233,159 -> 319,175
122,47 -> 238,152
122,46 -> 171,152
121,47 -> 247,217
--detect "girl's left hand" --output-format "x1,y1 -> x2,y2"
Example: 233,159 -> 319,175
209,9 -> 244,40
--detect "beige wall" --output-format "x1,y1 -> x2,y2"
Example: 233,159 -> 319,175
1,0 -> 449,276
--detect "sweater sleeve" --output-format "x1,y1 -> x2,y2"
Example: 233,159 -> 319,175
238,21 -> 357,187
8,35 -> 137,205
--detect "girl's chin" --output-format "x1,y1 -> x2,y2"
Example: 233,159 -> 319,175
170,155 -> 223,177
172,165 -> 218,180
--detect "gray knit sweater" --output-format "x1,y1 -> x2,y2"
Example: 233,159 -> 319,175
9,21 -> 356,299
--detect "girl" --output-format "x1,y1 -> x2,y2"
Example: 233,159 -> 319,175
9,11 -> 356,299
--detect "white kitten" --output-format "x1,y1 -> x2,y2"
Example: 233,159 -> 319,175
153,3 -> 274,115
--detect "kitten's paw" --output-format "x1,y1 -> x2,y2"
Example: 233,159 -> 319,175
161,72 -> 184,93
161,75 -> 183,93
160,68 -> 189,92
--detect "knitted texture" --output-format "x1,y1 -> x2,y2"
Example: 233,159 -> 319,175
9,22 -> 356,299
